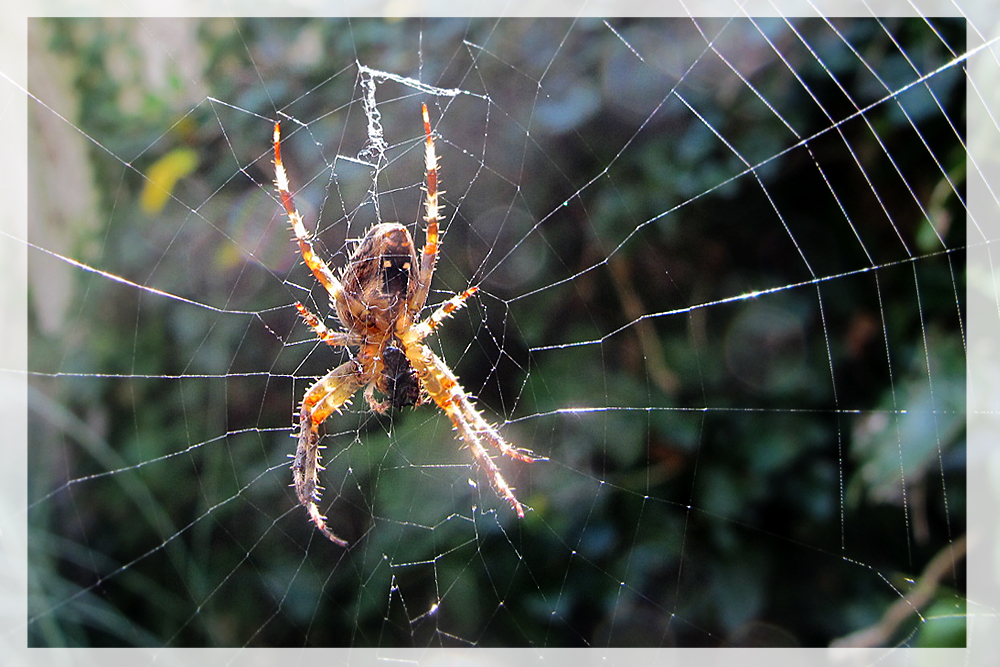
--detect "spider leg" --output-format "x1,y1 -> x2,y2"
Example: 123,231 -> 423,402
444,369 -> 545,466
294,359 -> 364,545
363,382 -> 390,414
295,301 -> 353,348
402,286 -> 479,342
451,405 -> 528,518
411,104 -> 442,316
401,286 -> 545,463
401,339 -> 543,518
273,121 -> 344,302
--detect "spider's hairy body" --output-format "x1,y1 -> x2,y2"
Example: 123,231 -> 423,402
380,343 -> 421,409
338,222 -> 419,336
273,106 -> 542,545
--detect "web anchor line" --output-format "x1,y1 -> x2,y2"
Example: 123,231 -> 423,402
357,63 -> 471,99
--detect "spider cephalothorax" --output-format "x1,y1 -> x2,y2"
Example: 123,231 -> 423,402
378,343 -> 421,410
273,105 -> 543,545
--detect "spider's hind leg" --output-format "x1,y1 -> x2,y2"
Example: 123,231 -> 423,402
411,104 -> 442,316
273,121 -> 344,302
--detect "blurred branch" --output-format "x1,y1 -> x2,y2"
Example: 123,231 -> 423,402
607,255 -> 678,395
830,533 -> 967,648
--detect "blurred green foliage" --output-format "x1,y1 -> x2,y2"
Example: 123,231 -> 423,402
27,16 -> 965,648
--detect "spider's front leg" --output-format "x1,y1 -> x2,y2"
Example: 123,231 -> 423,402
294,359 -> 364,546
406,342 -> 543,517
400,291 -> 545,517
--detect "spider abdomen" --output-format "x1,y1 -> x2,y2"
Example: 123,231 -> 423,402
337,222 -> 419,335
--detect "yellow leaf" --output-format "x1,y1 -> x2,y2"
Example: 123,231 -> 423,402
140,147 -> 199,214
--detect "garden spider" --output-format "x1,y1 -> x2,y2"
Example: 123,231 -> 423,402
274,105 -> 543,545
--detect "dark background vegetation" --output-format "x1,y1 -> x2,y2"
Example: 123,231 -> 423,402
27,16 -> 966,648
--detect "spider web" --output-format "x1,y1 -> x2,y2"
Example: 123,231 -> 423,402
4,2 -> 996,665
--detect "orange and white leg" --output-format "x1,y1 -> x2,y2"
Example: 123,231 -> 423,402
273,121 -> 343,301
401,286 -> 479,343
294,359 -> 364,545
295,301 -> 353,348
412,104 -> 442,314
452,404 -> 528,518
403,341 -> 543,518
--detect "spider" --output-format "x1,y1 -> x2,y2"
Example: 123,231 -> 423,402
273,105 -> 543,545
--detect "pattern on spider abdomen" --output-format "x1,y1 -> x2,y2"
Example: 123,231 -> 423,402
337,222 -> 418,335
379,242 -> 413,301
380,343 -> 421,409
